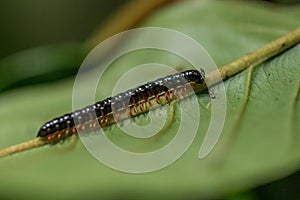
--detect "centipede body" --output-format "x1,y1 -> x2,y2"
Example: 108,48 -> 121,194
37,69 -> 206,143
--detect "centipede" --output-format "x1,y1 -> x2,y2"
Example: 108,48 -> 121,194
37,69 -> 206,144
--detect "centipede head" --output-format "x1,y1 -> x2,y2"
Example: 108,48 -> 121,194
182,69 -> 206,92
37,122 -> 53,137
183,69 -> 205,84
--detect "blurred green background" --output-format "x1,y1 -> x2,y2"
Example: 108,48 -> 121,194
0,0 -> 300,199
0,0 -> 126,58
0,0 -> 129,91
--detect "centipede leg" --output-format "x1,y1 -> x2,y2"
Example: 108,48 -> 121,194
155,94 -> 160,104
165,90 -> 170,102
139,103 -> 144,113
55,133 -> 78,153
70,134 -> 78,146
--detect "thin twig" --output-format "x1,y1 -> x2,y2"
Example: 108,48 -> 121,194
205,27 -> 300,87
0,27 -> 299,158
0,138 -> 47,158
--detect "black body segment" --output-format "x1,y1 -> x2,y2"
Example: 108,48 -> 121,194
37,69 -> 206,141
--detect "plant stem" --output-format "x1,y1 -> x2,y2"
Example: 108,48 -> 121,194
0,138 -> 46,158
206,26 -> 300,87
0,27 -> 300,158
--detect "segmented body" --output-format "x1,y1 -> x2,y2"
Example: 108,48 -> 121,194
37,69 -> 206,143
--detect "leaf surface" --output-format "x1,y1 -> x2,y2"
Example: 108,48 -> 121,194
0,1 -> 300,199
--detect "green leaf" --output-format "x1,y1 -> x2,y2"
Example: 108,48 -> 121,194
0,1 -> 300,199
0,43 -> 87,92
